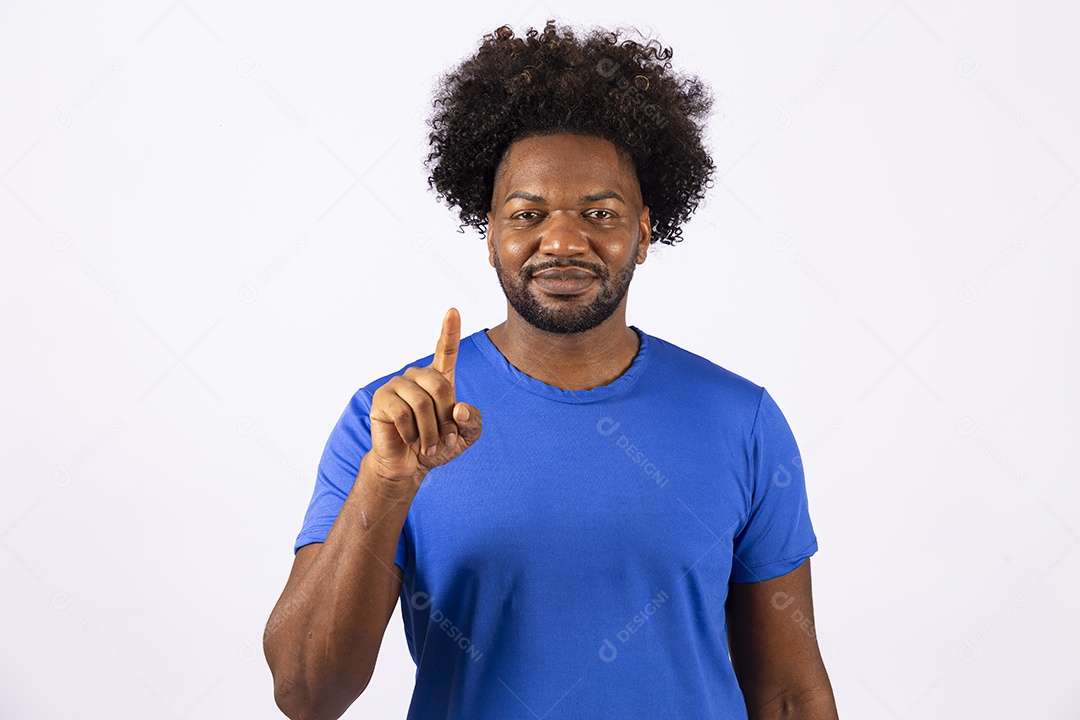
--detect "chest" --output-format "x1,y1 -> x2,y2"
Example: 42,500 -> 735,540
404,406 -> 751,606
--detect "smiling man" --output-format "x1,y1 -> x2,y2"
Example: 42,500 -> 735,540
265,20 -> 838,720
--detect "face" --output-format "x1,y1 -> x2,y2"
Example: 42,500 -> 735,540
485,133 -> 652,334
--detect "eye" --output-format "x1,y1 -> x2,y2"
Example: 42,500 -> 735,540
587,209 -> 617,220
512,210 -> 542,221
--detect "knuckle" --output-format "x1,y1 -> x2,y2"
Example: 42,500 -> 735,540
389,406 -> 414,427
432,381 -> 455,404
413,393 -> 434,413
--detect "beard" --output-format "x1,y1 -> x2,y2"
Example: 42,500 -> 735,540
492,246 -> 639,334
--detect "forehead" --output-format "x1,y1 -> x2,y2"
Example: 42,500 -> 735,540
493,133 -> 640,198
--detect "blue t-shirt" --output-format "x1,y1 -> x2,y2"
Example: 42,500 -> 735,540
295,326 -> 818,719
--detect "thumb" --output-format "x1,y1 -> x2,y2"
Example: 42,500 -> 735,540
427,402 -> 482,470
451,402 -> 482,444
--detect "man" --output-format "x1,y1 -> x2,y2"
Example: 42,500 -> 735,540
265,20 -> 838,720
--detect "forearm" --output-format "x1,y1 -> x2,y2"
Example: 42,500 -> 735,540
265,454 -> 421,719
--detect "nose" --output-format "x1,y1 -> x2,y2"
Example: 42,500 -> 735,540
537,210 -> 590,258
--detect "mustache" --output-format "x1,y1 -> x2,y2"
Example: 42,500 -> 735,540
522,259 -> 607,279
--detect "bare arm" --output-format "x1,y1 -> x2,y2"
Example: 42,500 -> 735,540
726,559 -> 839,720
264,455 -> 415,720
264,308 -> 482,720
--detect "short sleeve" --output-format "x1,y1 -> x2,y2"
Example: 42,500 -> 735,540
293,388 -> 408,572
729,387 -> 818,583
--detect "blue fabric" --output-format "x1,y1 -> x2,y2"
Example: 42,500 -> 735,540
294,327 -> 818,719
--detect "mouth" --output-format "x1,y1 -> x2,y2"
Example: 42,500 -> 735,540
530,268 -> 596,295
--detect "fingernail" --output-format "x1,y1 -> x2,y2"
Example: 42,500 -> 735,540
444,432 -> 457,448
424,445 -> 437,456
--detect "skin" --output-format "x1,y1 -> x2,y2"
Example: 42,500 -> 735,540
265,310 -> 483,720
728,559 -> 839,719
265,131 -> 838,720
484,133 -> 652,391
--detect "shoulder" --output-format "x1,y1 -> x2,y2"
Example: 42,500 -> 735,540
640,330 -> 765,408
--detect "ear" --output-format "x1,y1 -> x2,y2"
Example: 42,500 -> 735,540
636,206 -> 651,264
485,212 -> 496,267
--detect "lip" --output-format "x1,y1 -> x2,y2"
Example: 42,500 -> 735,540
529,267 -> 597,295
531,273 -> 595,295
532,268 -> 595,279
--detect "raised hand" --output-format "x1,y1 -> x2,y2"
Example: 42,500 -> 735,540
366,308 -> 482,484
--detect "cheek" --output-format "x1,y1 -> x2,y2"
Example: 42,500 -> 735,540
500,237 -> 535,264
602,238 -> 638,264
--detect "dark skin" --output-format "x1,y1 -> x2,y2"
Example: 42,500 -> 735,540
728,560 -> 838,718
484,133 -> 651,391
265,132 -> 838,719
488,132 -> 833,716
485,133 -> 838,717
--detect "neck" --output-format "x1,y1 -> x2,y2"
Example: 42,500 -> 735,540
485,307 -> 641,391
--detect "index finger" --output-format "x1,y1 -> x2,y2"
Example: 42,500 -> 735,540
431,307 -> 461,386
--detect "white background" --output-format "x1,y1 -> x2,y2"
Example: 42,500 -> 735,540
2,0 -> 1078,717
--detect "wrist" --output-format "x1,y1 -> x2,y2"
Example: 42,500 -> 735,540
359,453 -> 425,500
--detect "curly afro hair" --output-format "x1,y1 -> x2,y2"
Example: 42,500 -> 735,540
425,19 -> 715,246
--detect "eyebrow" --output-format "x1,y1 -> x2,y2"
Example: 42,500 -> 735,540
503,190 -> 626,205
